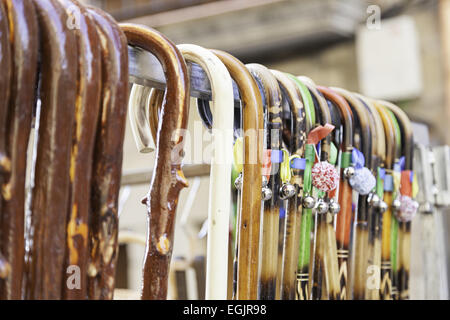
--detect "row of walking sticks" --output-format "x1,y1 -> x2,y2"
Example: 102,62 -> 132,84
0,0 -> 418,300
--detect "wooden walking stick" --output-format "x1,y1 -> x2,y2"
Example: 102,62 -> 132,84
360,98 -> 386,300
0,0 -> 11,222
309,86 -> 347,300
379,100 -> 417,300
374,105 -> 403,300
178,44 -> 234,300
59,0 -> 102,300
0,252 -> 10,280
27,0 -> 78,299
86,8 -> 128,300
301,79 -> 341,301
0,0 -> 38,300
284,75 -> 315,300
270,70 -> 307,300
373,100 -> 397,300
211,49 -> 264,300
120,23 -> 189,300
331,88 -> 373,300
290,77 -> 338,300
246,64 -> 283,300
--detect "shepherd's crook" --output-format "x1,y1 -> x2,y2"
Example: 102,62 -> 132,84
120,23 -> 190,300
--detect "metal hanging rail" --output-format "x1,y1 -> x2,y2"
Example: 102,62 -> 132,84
128,45 -> 241,101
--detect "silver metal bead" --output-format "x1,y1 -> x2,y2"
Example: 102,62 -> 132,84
262,175 -> 268,188
378,200 -> 388,213
303,195 -> 316,209
344,166 -> 355,179
368,194 -> 381,208
234,174 -> 242,191
262,187 -> 273,201
329,201 -> 341,214
392,198 -> 401,212
315,199 -> 329,214
421,202 -> 433,214
279,183 -> 296,200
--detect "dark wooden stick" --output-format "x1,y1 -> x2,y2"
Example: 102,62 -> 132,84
121,24 -> 189,300
0,0 -> 12,299
211,50 -> 263,300
0,0 -> 11,187
58,0 -> 102,300
27,0 -> 78,299
0,0 -> 38,300
86,8 -> 128,300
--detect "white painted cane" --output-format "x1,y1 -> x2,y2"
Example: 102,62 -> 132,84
177,44 -> 234,300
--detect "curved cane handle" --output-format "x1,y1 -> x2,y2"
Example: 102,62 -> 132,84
210,49 -> 263,300
177,43 -> 234,300
86,7 -> 129,300
271,70 -> 307,155
331,88 -> 373,300
372,100 -> 396,169
372,100 -> 397,301
246,64 -> 284,300
120,23 -> 190,300
59,0 -> 103,300
271,70 -> 312,300
378,100 -> 413,170
298,78 -> 333,162
377,100 -> 414,300
356,93 -> 387,163
28,0 -> 78,299
332,88 -> 372,161
317,86 -> 354,151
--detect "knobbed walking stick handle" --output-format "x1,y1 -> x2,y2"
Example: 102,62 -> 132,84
210,49 -> 264,300
0,0 -> 38,300
120,23 -> 190,300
